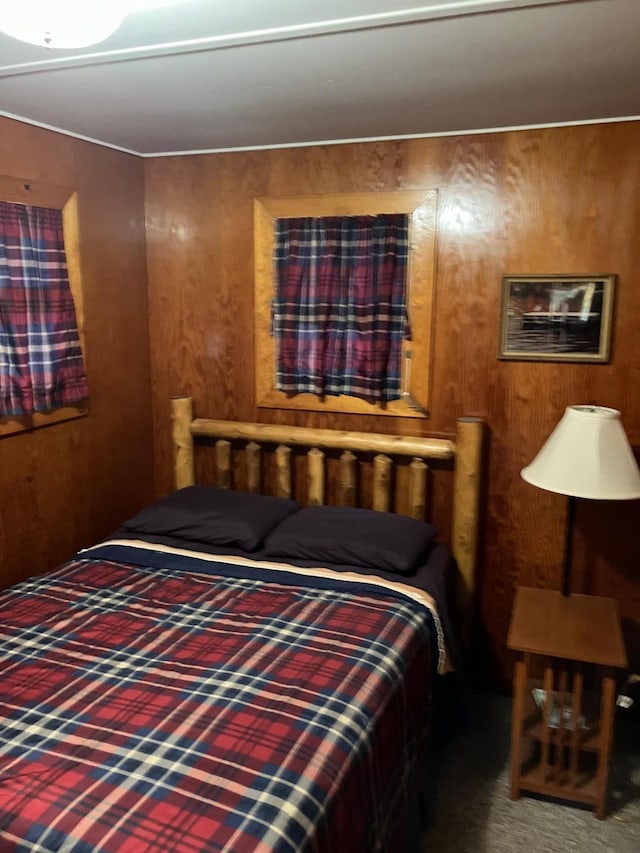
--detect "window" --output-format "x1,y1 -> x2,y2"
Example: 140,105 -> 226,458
255,190 -> 437,419
0,176 -> 87,436
273,213 -> 409,404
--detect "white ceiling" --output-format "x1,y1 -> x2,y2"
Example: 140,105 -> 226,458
0,0 -> 638,157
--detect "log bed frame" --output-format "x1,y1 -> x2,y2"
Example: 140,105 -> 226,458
171,396 -> 484,628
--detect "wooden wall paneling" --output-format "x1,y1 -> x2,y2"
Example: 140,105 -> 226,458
0,117 -> 75,184
145,121 -> 640,685
265,142 -> 409,198
0,118 -> 154,590
145,153 -> 270,496
72,142 -> 154,533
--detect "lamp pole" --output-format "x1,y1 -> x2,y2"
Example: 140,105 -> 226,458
562,495 -> 577,597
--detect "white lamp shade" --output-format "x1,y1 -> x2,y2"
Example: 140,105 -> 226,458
0,2 -> 127,48
521,405 -> 640,500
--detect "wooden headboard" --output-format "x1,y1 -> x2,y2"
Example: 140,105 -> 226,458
171,396 -> 484,628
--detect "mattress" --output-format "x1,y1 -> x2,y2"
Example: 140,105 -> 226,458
0,539 -> 442,852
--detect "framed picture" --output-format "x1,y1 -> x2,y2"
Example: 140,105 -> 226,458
498,274 -> 616,362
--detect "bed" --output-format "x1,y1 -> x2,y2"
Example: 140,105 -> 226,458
0,397 -> 484,852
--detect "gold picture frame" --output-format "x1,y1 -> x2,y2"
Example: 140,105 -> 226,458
498,274 -> 616,363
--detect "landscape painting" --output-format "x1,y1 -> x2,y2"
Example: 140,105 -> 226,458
498,275 -> 615,362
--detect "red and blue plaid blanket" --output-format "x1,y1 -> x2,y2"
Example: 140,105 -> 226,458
0,544 -> 434,852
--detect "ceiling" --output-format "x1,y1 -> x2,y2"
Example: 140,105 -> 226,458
0,0 -> 638,157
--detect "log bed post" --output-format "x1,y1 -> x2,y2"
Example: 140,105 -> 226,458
171,396 -> 195,489
372,454 -> 392,512
307,448 -> 325,505
246,442 -> 262,494
408,458 -> 428,521
451,416 -> 484,632
275,445 -> 292,499
338,451 -> 357,507
215,440 -> 232,489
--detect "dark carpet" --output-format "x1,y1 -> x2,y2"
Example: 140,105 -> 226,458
422,690 -> 640,852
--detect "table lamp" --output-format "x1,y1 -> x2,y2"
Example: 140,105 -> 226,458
521,405 -> 640,596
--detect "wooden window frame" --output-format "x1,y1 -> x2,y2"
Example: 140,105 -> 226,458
0,175 -> 88,437
254,190 -> 437,419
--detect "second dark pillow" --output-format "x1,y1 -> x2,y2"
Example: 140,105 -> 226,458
264,505 -> 438,574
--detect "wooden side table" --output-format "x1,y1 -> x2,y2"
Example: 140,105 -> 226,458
507,586 -> 627,819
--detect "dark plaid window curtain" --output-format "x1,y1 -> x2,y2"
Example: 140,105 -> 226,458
0,202 -> 88,416
273,214 -> 410,403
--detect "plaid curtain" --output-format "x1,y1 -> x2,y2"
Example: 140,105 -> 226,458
0,202 -> 88,416
273,214 -> 410,403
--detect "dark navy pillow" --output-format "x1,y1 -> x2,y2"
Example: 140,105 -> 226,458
122,486 -> 300,552
264,505 -> 438,574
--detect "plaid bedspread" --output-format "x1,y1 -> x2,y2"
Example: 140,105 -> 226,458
0,544 -> 434,852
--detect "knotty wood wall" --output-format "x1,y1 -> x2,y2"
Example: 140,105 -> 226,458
145,121 -> 640,684
0,116 -> 154,589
